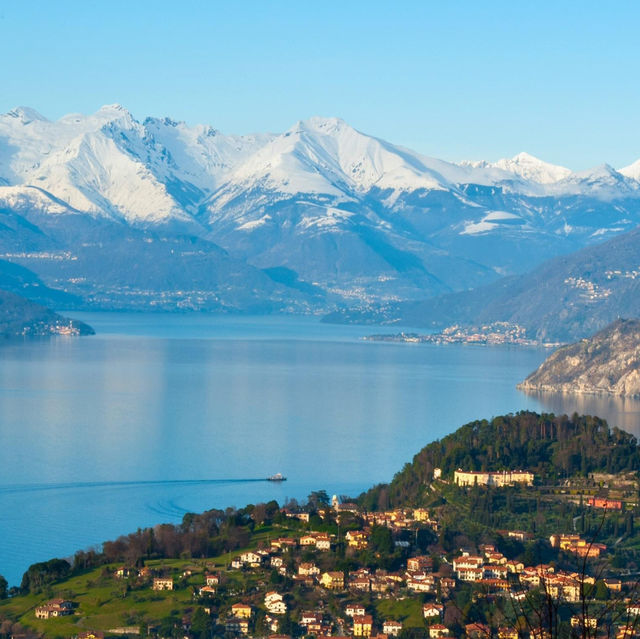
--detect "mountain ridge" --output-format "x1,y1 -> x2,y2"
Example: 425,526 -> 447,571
3,105 -> 640,311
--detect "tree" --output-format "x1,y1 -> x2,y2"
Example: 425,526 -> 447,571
0,575 -> 7,599
308,490 -> 330,510
370,525 -> 394,554
20,558 -> 71,594
191,608 -> 212,639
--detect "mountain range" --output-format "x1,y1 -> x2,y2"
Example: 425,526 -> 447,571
326,225 -> 640,342
2,105 -> 640,313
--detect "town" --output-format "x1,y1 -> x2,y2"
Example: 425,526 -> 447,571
3,469 -> 639,639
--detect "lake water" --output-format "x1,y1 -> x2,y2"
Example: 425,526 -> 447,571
1,313 -> 639,586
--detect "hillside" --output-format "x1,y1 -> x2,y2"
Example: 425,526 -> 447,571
326,225 -> 640,342
360,411 -> 640,509
2,411 -> 640,639
518,319 -> 640,397
0,289 -> 93,337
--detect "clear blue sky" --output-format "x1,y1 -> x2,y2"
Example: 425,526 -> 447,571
1,1 -> 639,170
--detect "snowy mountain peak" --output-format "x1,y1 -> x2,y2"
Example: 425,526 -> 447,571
619,158 -> 640,181
5,106 -> 49,124
493,151 -> 571,184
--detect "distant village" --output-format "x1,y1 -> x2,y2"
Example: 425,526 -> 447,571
363,323 -> 560,348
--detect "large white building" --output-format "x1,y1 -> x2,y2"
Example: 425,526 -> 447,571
453,469 -> 534,487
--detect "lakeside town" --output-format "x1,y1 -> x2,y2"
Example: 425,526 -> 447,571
362,324 -> 561,348
5,454 -> 640,639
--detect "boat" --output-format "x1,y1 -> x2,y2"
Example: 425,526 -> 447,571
267,473 -> 287,482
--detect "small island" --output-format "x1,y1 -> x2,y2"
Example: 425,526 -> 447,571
518,318 -> 640,397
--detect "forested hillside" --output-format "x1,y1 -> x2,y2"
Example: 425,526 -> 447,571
361,411 -> 640,509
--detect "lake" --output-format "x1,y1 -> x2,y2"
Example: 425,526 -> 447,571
1,313 -> 639,586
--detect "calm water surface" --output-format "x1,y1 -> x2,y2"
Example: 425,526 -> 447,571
0,313 -> 639,585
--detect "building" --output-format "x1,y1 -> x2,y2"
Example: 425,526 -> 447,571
423,603 -> 443,619
35,600 -> 73,619
152,577 -> 174,591
454,469 -> 534,487
587,497 -> 623,510
265,592 -> 287,615
383,620 -> 403,636
231,603 -> 252,619
320,571 -> 345,590
353,614 -> 373,637
428,624 -> 449,638
34,599 -> 73,619
226,618 -> 250,635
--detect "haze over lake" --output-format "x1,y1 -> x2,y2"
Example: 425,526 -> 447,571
1,313 -> 639,586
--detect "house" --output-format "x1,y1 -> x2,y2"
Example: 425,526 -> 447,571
226,618 -> 250,635
407,556 -> 433,572
267,600 -> 287,615
423,603 -> 443,619
300,611 -> 324,626
205,573 -> 220,586
571,616 -> 598,630
457,567 -> 483,582
428,624 -> 449,638
114,566 -> 133,578
626,604 -> 640,617
320,571 -> 345,590
466,623 -> 490,638
315,534 -> 332,550
350,576 -> 372,591
240,551 -> 263,566
407,577 -> 435,592
300,611 -> 330,634
199,586 -> 217,597
152,577 -> 174,591
506,530 -> 533,542
483,565 -> 508,580
413,508 -> 431,521
353,614 -> 373,637
34,599 -> 73,619
231,603 -> 252,619
440,577 -> 456,592
265,592 -> 287,615
346,604 -> 366,617
346,530 -> 369,549
300,534 -> 317,546
383,620 -> 403,636
298,562 -> 320,576
604,578 -> 623,592
498,628 -> 519,639
265,591 -> 283,605
78,632 -> 105,639
505,560 -> 525,573
265,617 -> 281,633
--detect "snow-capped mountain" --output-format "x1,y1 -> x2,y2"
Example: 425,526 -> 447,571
1,104 -> 640,311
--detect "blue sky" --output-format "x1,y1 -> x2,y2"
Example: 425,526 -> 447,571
1,1 -> 638,170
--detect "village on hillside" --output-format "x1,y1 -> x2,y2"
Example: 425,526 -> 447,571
8,465 -> 640,639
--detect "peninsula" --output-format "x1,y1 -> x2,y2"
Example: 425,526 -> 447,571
517,318 -> 640,397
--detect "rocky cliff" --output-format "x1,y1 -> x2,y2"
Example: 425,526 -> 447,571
517,319 -> 640,397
